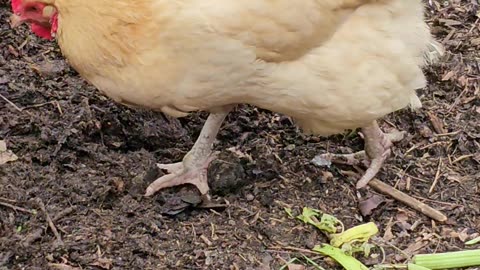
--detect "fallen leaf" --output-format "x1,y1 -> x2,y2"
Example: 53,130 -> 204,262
358,195 -> 385,216
395,210 -> 412,230
29,60 -> 68,77
90,258 -> 113,270
383,217 -> 395,241
427,112 -> 447,134
48,263 -> 81,270
399,239 -> 429,259
330,222 -> 379,248
322,171 -> 334,182
0,140 -> 18,165
111,178 -> 125,192
457,228 -> 470,242
287,264 -> 306,270
441,70 -> 456,81
314,244 -> 369,270
226,146 -> 253,161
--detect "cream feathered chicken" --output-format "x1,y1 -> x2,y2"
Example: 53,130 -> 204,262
11,0 -> 442,199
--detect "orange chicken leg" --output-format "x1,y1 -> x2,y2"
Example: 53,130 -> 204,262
144,109 -> 230,198
317,121 -> 405,188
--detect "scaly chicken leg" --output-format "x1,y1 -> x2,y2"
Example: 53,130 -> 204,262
144,107 -> 231,198
317,121 -> 405,189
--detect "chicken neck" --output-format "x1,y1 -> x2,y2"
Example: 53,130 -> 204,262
144,107 -> 232,199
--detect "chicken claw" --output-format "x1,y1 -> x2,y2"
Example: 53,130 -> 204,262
317,121 -> 405,189
145,153 -> 217,198
144,109 -> 230,198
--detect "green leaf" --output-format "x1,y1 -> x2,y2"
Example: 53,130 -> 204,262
330,222 -> 379,247
313,244 -> 369,270
296,207 -> 341,233
465,236 -> 480,246
407,263 -> 432,270
285,207 -> 294,219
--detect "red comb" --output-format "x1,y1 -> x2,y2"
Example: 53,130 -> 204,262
11,0 -> 22,13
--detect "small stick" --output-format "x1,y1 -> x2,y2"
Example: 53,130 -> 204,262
23,206 -> 75,246
36,199 -> 63,245
368,178 -> 448,222
0,93 -> 23,112
23,101 -> 63,115
429,159 -> 443,194
452,154 -> 475,164
0,197 -> 17,203
0,201 -> 36,214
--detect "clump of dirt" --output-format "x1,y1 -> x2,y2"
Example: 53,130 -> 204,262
1,0 -> 479,269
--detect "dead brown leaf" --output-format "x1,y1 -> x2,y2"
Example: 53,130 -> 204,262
451,228 -> 470,242
288,264 -> 306,270
441,70 -> 456,81
48,263 -> 81,270
90,258 -> 113,270
0,140 -> 18,165
395,210 -> 412,231
400,238 -> 429,259
383,217 -> 395,241
111,177 -> 125,192
359,194 -> 385,216
29,60 -> 68,77
427,112 -> 447,134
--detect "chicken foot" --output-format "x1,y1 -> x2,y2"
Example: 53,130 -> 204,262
144,108 -> 231,198
317,121 -> 405,189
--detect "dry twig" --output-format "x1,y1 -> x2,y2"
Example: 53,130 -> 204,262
23,206 -> 75,246
429,159 -> 443,194
0,93 -> 23,112
0,201 -> 36,214
36,199 -> 64,245
368,178 -> 448,222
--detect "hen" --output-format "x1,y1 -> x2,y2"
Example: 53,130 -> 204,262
11,0 -> 443,199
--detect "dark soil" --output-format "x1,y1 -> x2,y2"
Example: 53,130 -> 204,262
1,1 -> 479,269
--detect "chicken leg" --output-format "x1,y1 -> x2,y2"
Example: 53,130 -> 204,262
317,121 -> 405,189
144,107 -> 231,198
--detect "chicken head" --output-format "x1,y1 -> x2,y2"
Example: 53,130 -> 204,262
10,0 -> 58,40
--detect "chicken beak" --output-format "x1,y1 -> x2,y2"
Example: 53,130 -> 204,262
10,14 -> 26,28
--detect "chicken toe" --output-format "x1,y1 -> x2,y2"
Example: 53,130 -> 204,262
145,153 -> 217,197
317,121 -> 405,189
144,109 -> 230,197
355,121 -> 405,188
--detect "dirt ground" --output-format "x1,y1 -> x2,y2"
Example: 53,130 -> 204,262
1,1 -> 479,269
